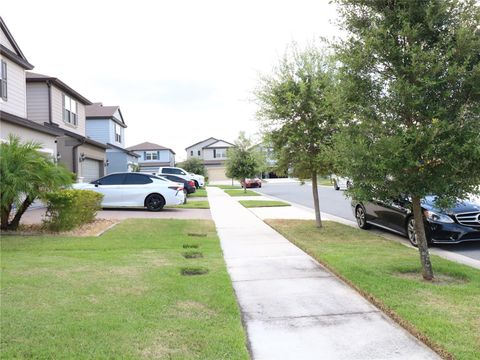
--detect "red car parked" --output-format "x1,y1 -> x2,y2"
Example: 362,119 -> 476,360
241,178 -> 262,188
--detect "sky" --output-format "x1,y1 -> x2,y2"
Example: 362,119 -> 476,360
2,0 -> 341,160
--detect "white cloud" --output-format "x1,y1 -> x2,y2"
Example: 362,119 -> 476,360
2,0 -> 340,160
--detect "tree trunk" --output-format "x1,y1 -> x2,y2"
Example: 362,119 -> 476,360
8,196 -> 34,231
1,204 -> 12,230
411,196 -> 434,281
243,178 -> 247,193
311,171 -> 322,228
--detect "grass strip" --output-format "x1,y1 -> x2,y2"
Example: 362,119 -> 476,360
1,219 -> 248,359
188,189 -> 207,197
224,189 -> 261,197
168,200 -> 210,209
207,185 -> 242,189
239,200 -> 291,208
266,219 -> 480,360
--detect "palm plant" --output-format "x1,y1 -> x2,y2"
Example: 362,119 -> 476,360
0,135 -> 73,230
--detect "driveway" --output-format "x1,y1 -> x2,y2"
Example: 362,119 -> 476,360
20,207 -> 211,225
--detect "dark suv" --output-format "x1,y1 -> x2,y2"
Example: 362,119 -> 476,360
352,196 -> 480,246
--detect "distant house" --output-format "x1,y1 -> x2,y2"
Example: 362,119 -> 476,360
185,137 -> 234,182
0,17 -> 59,156
25,72 -> 107,182
126,142 -> 175,173
85,103 -> 139,174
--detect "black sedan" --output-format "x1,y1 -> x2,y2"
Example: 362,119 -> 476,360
352,196 -> 480,246
160,174 -> 197,195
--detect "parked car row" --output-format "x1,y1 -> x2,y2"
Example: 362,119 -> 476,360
241,178 -> 262,188
158,167 -> 205,188
73,172 -> 185,211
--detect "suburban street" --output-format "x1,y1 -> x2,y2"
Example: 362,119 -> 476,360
257,181 -> 480,262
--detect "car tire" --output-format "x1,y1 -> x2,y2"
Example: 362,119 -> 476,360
194,180 -> 199,189
333,180 -> 340,191
346,181 -> 352,189
145,194 -> 165,211
355,205 -> 370,229
406,217 -> 418,247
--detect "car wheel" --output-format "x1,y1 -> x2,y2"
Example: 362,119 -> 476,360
355,205 -> 370,229
145,194 -> 165,211
406,217 -> 418,247
333,180 -> 340,191
346,181 -> 352,189
194,180 -> 199,189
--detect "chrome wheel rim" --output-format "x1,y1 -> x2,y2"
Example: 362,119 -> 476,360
356,207 -> 365,227
407,219 -> 417,245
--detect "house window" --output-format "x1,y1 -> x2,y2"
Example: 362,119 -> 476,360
0,60 -> 7,101
197,150 -> 201,156
214,148 -> 227,158
115,123 -> 122,143
145,151 -> 158,160
62,94 -> 78,126
190,150 -> 193,156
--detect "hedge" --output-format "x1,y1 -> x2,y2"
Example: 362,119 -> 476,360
43,189 -> 103,231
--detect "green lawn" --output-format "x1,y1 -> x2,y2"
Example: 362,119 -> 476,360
207,185 -> 242,190
168,200 -> 210,209
224,189 -> 261,197
267,220 -> 480,360
317,177 -> 332,186
239,200 -> 291,208
1,219 -> 248,359
188,188 -> 207,197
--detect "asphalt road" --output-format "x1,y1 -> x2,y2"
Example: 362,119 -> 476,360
256,181 -> 480,262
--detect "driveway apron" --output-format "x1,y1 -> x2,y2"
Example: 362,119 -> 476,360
207,187 -> 440,360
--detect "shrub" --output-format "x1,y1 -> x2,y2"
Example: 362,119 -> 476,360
43,189 -> 103,231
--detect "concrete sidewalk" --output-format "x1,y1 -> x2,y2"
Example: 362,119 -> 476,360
208,187 -> 439,360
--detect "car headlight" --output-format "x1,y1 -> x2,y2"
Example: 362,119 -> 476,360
423,210 -> 454,223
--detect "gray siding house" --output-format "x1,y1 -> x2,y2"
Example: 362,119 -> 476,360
185,137 -> 234,182
85,103 -> 139,174
126,142 -> 175,174
25,72 -> 107,182
0,16 -> 59,156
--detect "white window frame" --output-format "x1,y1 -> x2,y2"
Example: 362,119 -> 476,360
214,148 -> 227,158
63,94 -> 78,126
145,151 -> 158,160
114,123 -> 122,143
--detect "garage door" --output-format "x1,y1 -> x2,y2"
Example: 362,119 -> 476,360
207,167 -> 228,183
82,158 -> 101,182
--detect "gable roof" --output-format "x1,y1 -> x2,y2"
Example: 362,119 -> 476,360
185,137 -> 218,150
0,16 -> 34,70
26,72 -> 92,105
85,103 -> 127,128
203,139 -> 235,149
126,142 -> 176,154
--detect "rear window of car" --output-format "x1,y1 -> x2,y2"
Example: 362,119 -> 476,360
124,173 -> 153,185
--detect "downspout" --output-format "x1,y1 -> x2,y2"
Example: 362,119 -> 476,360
72,138 -> 85,178
46,80 -> 53,124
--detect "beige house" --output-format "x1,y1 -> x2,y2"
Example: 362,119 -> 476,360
25,72 -> 107,182
185,137 -> 234,182
0,17 -> 59,155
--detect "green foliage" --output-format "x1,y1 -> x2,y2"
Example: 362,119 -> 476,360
0,135 -> 73,231
255,43 -> 339,179
225,132 -> 265,183
177,157 -> 206,176
334,0 -> 480,205
43,189 -> 103,231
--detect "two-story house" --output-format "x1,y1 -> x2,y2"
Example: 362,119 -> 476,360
0,17 -> 59,156
126,142 -> 175,174
85,103 -> 139,174
25,72 -> 107,182
185,137 -> 234,182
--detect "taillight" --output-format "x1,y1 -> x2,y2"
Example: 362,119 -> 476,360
189,180 -> 195,187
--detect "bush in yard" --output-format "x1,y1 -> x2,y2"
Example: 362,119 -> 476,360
0,135 -> 73,231
43,189 -> 103,231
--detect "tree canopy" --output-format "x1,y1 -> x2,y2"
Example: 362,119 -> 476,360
255,43 -> 339,227
177,157 -> 206,176
334,0 -> 480,279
